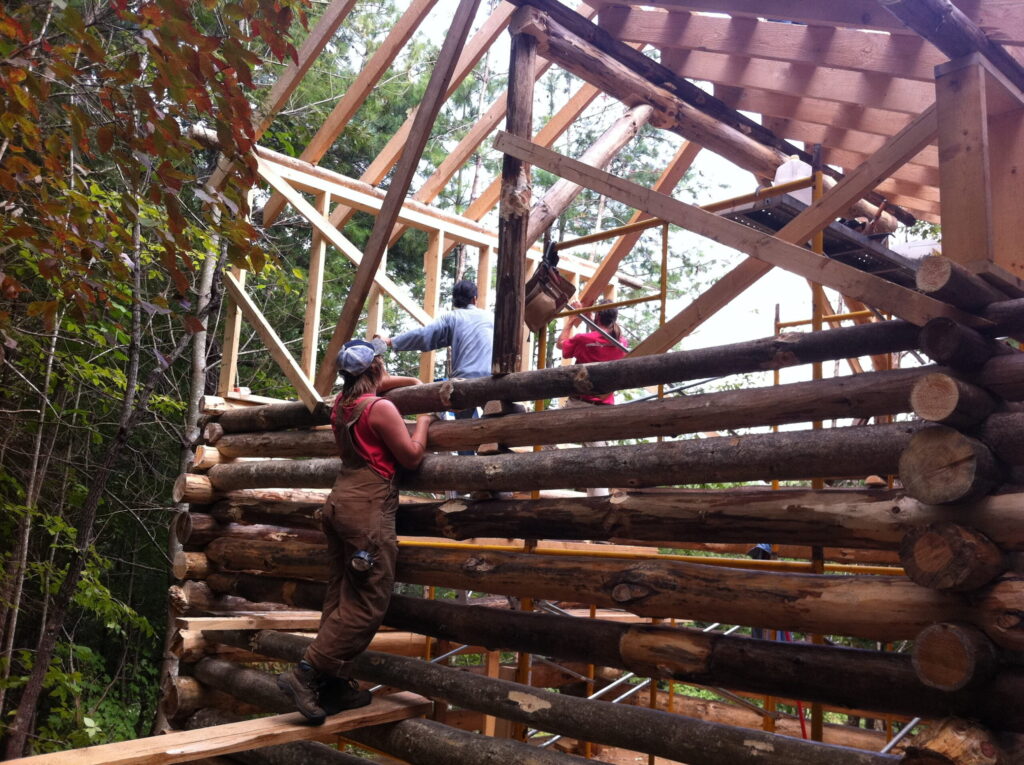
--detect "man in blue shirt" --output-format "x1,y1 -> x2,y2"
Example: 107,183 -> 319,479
382,279 -> 493,400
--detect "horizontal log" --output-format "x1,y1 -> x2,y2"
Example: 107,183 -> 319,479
348,717 -> 592,765
169,580 -> 303,616
898,426 -> 1003,505
179,516 -> 324,549
899,523 -> 1005,591
375,595 -> 1024,730
216,365 -> 932,456
195,650 -> 897,765
916,255 -> 1010,310
395,488 -> 1024,551
973,575 -> 1024,651
919,318 -> 1013,370
393,547 -> 970,641
198,421 -> 925,495
911,623 -> 998,692
974,412 -> 1024,465
910,373 -> 996,428
214,321 -> 922,430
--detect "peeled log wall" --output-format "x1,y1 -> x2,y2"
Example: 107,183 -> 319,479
167,320 -> 1024,763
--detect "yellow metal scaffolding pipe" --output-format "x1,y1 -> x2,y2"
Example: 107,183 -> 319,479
397,541 -> 902,576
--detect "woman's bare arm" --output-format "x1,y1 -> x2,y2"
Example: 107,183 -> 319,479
368,400 -> 433,469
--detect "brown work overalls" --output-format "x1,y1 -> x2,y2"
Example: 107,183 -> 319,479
304,396 -> 399,678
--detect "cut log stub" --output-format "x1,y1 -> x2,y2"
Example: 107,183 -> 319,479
915,255 -> 1009,311
193,445 -> 224,470
919,317 -> 1007,371
972,575 -> 1024,651
174,472 -> 215,504
910,374 -> 996,429
899,523 -> 1005,591
173,551 -> 212,581
202,421 -> 225,445
911,623 -> 998,692
898,426 -> 1002,505
901,718 -> 1004,765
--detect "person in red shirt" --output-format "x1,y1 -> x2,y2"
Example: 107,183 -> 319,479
277,338 -> 433,724
557,300 -> 628,496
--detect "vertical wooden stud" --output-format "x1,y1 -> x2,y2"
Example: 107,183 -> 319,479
420,230 -> 444,382
301,192 -> 329,379
936,57 -> 992,265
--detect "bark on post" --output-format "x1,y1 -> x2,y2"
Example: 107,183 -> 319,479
911,623 -> 999,691
493,15 -> 535,375
192,654 -> 898,765
898,523 -> 1006,591
898,427 -> 1003,505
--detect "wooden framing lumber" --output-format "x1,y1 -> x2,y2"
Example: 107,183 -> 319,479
600,0 -> 1024,44
525,103 -> 654,245
255,156 -> 432,325
196,648 -> 900,765
221,273 -> 323,410
624,100 -> 940,354
880,0 -> 1024,92
599,7 -> 944,82
509,4 -> 784,181
216,267 -> 246,396
301,192 -> 329,378
260,0 -> 439,225
662,47 -> 934,116
4,693 -> 430,765
176,613 -> 323,631
326,1 -> 517,231
493,129 -> 975,348
315,0 -> 484,395
566,139 -> 701,329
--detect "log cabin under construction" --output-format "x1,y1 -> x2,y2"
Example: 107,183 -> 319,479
14,0 -> 1024,764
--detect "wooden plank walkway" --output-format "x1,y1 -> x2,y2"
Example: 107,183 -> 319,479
8,692 -> 431,765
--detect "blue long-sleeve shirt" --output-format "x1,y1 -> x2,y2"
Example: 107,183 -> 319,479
391,306 -> 494,379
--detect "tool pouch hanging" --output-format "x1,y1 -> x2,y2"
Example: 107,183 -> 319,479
524,242 -> 576,333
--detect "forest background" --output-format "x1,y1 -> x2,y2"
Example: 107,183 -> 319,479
0,0 -> 778,756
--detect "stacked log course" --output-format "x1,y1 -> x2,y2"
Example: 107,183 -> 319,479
165,318 -> 1024,764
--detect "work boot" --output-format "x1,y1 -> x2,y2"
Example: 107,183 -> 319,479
320,677 -> 372,715
276,660 -> 327,724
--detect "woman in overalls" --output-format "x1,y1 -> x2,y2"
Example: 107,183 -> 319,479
277,338 -> 433,723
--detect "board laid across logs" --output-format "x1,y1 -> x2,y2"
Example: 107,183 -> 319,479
190,649 -> 899,765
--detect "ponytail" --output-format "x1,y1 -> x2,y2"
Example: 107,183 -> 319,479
595,301 -> 622,341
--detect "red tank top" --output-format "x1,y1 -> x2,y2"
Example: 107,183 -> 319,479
331,394 -> 398,480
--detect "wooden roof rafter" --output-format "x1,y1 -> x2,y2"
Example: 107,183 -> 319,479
598,6 -> 946,82
595,0 -> 1024,46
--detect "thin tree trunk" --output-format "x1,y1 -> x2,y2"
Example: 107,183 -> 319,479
3,236 -> 216,757
0,318 -> 61,718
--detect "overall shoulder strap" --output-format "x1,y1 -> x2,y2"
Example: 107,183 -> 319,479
337,397 -> 377,467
